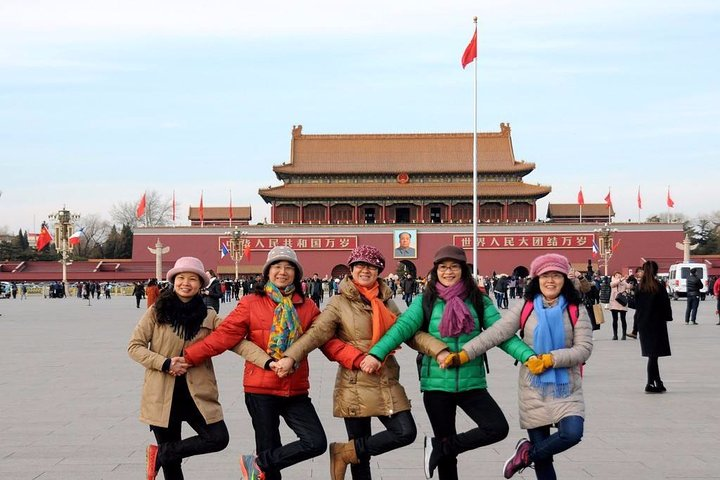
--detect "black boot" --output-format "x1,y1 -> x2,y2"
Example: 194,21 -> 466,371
655,380 -> 666,392
645,383 -> 661,393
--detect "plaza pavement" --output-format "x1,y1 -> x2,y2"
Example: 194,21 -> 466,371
1,293 -> 719,480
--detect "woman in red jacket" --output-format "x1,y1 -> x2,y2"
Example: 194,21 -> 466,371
181,246 -> 327,480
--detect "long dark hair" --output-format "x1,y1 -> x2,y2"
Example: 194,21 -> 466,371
639,260 -> 660,294
421,261 -> 486,330
252,262 -> 305,299
524,274 -> 582,305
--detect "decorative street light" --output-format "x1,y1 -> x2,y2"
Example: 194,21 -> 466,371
224,226 -> 248,281
593,223 -> 618,277
48,207 -> 80,296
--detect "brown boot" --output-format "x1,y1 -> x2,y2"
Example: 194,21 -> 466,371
330,441 -> 359,480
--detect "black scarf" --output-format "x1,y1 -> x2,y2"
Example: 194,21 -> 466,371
155,292 -> 207,341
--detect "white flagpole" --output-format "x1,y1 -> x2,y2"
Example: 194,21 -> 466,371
472,17 -> 479,282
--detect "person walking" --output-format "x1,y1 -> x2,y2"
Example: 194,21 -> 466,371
609,272 -> 630,340
456,253 -> 593,479
146,278 -> 160,308
128,257 -> 233,480
277,245 -> 445,480
180,246 -> 327,480
133,282 -> 145,308
635,260 -> 673,393
362,245 -> 536,480
685,267 -> 702,324
401,274 -> 415,307
714,276 -> 720,325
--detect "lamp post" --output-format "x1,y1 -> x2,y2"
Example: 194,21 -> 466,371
225,227 -> 248,281
593,223 -> 618,277
49,207 -> 80,297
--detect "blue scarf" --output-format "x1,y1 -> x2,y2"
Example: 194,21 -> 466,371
530,294 -> 570,398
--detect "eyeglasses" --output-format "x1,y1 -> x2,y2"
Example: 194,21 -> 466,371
352,262 -> 379,272
437,264 -> 462,273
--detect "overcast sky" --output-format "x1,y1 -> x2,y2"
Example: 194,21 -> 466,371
1,0 -> 718,233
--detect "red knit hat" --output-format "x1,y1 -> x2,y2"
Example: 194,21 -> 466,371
347,245 -> 386,273
530,253 -> 571,277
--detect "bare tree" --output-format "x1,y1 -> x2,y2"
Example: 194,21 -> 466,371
111,190 -> 174,228
73,214 -> 112,258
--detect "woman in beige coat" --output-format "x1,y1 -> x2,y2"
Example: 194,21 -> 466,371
278,245 -> 446,480
457,253 -> 593,479
609,271 -> 630,340
128,257 -> 265,480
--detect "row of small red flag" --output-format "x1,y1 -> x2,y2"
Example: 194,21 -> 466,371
577,187 -> 675,209
136,190 -> 236,226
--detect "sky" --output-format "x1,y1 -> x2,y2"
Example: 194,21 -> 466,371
1,0 -> 718,234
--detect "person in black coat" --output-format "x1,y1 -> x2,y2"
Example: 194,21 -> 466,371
202,269 -> 222,313
634,260 -> 672,393
685,268 -> 703,324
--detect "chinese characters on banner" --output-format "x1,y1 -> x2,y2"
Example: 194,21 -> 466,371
453,234 -> 593,249
217,235 -> 358,252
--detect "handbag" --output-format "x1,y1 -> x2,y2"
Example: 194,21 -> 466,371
592,303 -> 605,324
615,292 -> 629,307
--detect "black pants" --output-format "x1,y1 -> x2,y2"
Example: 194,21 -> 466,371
423,389 -> 509,480
151,378 -> 229,480
244,393 -> 327,480
344,410 -> 417,479
647,356 -> 661,384
610,310 -> 627,336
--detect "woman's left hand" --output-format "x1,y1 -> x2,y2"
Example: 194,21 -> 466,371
360,355 -> 382,374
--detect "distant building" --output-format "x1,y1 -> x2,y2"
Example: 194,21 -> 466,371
259,123 -> 551,225
546,203 -> 615,223
188,206 -> 251,227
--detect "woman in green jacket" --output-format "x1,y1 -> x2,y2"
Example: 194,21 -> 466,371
361,246 -> 536,480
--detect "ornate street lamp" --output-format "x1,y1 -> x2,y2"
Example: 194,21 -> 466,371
593,223 -> 618,277
224,227 -> 248,281
48,207 -> 80,296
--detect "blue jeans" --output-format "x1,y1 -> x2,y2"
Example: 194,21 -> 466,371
527,415 -> 584,480
245,393 -> 327,480
685,295 -> 700,323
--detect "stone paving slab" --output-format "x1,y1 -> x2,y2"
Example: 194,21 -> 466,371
1,294 -> 719,479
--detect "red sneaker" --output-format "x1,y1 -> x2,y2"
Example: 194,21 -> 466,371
503,438 -> 531,479
240,454 -> 265,480
146,445 -> 159,480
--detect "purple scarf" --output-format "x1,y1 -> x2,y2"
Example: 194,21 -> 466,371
436,282 -> 475,337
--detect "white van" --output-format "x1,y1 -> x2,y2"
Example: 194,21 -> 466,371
667,263 -> 708,300
0,282 -> 11,299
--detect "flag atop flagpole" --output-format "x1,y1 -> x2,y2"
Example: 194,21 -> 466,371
666,187 -> 675,208
199,191 -> 204,228
36,221 -> 53,252
604,188 -> 612,223
68,227 -> 85,246
136,192 -> 146,218
462,17 -> 479,281
637,186 -> 642,222
577,187 -> 584,223
172,190 -> 176,223
461,29 -> 477,69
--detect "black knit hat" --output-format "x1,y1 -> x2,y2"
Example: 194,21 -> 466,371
433,245 -> 467,264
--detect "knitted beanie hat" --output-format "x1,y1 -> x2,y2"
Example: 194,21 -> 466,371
166,257 -> 210,288
530,253 -> 571,277
347,245 -> 386,273
262,246 -> 304,279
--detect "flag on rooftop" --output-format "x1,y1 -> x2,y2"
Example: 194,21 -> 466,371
637,186 -> 642,210
667,187 -> 675,208
577,187 -> 585,206
136,192 -> 146,218
604,190 -> 613,209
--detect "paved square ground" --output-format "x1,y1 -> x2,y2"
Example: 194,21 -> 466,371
1,293 -> 719,479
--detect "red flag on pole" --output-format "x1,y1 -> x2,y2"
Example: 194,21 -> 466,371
637,187 -> 642,209
136,192 -> 146,218
604,190 -> 613,209
461,30 -> 477,69
243,243 -> 251,261
172,190 -> 176,222
36,221 -> 53,251
577,188 -> 585,206
199,191 -> 204,227
229,190 -> 233,226
666,188 -> 675,208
